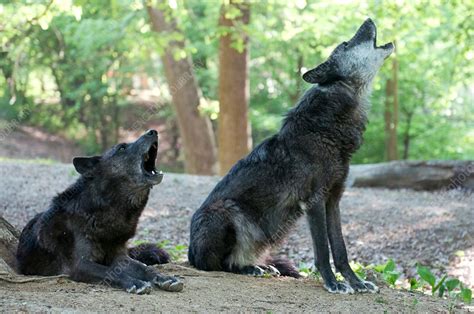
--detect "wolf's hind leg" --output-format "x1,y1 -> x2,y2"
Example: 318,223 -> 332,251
128,243 -> 170,265
326,184 -> 379,293
189,201 -> 238,272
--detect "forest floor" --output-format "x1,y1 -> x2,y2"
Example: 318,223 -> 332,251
0,161 -> 473,311
0,264 -> 451,312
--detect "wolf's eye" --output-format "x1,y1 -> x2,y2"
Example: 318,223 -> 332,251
118,144 -> 127,151
342,41 -> 348,46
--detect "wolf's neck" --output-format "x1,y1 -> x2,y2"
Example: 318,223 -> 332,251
56,177 -> 150,212
338,79 -> 372,107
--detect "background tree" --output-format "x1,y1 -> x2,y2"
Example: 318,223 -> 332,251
384,48 -> 399,161
217,0 -> 251,175
146,1 -> 217,174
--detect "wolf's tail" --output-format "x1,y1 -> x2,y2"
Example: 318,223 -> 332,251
128,243 -> 170,266
265,255 -> 301,278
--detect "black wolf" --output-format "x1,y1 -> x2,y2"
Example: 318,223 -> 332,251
189,19 -> 393,294
17,130 -> 183,294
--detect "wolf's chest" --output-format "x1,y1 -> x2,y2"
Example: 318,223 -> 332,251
86,209 -> 140,244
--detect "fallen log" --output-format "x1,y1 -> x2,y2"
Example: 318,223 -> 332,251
347,160 -> 474,191
0,215 -> 20,275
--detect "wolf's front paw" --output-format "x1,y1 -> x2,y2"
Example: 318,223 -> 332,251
350,280 -> 379,293
154,275 -> 184,292
324,281 -> 354,294
125,280 -> 152,295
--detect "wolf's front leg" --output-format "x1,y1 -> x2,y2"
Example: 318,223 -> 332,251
70,258 -> 152,294
306,195 -> 354,294
326,185 -> 379,293
113,253 -> 183,292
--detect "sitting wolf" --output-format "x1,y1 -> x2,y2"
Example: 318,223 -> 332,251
17,130 -> 183,294
189,19 -> 393,294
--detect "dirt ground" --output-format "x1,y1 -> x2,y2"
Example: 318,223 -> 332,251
0,264 -> 452,312
0,160 -> 472,311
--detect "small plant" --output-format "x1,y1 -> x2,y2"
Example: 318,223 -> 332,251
415,264 -> 472,307
349,261 -> 367,280
371,259 -> 400,287
298,262 -> 321,280
157,240 -> 188,262
416,264 -> 446,296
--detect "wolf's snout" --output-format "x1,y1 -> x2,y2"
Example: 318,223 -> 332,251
348,18 -> 377,46
146,129 -> 158,137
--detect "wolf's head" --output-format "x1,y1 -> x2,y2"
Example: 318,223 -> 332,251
73,130 -> 163,188
303,18 -> 393,90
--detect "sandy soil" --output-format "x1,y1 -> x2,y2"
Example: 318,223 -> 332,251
0,160 -> 472,311
0,264 -> 451,312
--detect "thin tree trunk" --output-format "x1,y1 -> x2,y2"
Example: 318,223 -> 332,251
218,1 -> 251,175
402,111 -> 414,160
0,216 -> 20,273
384,45 -> 398,161
289,52 -> 304,104
146,3 -> 217,175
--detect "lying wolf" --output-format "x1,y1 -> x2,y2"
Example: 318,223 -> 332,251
189,19 -> 393,294
17,130 -> 183,294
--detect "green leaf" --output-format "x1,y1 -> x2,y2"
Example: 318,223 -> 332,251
445,278 -> 460,292
461,287 -> 472,304
409,278 -> 420,291
373,264 -> 386,273
417,265 -> 436,288
383,271 -> 400,286
432,274 -> 447,294
384,259 -> 396,272
438,284 -> 446,298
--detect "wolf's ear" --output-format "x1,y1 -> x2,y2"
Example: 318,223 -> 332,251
302,61 -> 335,84
73,156 -> 101,175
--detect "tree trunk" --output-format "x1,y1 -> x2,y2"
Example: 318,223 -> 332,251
402,111 -> 414,160
347,160 -> 474,191
146,3 -> 217,175
217,1 -> 251,175
0,216 -> 20,274
384,44 -> 398,161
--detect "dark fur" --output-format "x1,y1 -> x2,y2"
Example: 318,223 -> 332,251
17,130 -> 183,294
128,244 -> 170,266
189,19 -> 393,294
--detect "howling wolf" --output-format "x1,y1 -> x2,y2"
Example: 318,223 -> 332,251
189,19 -> 393,294
17,130 -> 183,294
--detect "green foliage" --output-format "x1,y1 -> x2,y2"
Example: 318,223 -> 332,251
349,261 -> 367,280
415,263 -> 472,306
156,240 -> 187,262
0,0 -> 472,163
371,258 -> 400,287
354,260 -> 472,307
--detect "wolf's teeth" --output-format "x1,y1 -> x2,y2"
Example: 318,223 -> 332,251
151,170 -> 156,175
159,170 -> 163,175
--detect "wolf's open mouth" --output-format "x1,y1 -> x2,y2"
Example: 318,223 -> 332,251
373,28 -> 394,51
142,141 -> 161,177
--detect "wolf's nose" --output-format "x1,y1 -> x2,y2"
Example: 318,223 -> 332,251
146,129 -> 158,137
